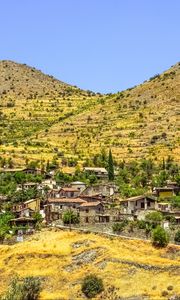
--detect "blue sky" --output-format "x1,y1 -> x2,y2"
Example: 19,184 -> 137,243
0,0 -> 179,93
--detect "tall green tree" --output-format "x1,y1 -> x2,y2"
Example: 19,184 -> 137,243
108,149 -> 114,181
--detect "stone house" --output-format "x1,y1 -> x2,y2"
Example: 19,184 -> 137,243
80,183 -> 118,199
120,195 -> 156,220
17,182 -> 38,191
59,187 -> 80,198
22,168 -> 44,175
47,197 -> 86,211
79,201 -> 110,224
156,202 -> 171,212
44,198 -> 86,223
17,207 -> 35,218
12,198 -> 40,213
155,202 -> 180,224
79,194 -> 104,203
70,181 -> 86,193
48,189 -> 61,199
10,216 -> 36,229
153,187 -> 179,199
48,187 -> 80,199
83,167 -> 108,179
24,198 -> 40,212
41,179 -> 58,190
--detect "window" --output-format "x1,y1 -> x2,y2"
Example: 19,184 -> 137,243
86,209 -> 89,213
147,201 -> 151,207
141,202 -> 145,209
60,205 -> 63,209
85,217 -> 89,223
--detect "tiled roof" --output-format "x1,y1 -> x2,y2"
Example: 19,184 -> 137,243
84,167 -> 108,173
48,198 -> 86,204
61,187 -> 80,192
80,201 -> 101,207
24,199 -> 39,204
154,187 -> 174,191
23,182 -> 37,186
121,195 -> 145,202
121,195 -> 156,202
71,181 -> 86,185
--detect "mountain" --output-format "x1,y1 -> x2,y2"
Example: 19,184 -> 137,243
0,60 -> 179,166
0,60 -> 87,99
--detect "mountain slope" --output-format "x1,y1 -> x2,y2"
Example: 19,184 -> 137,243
48,62 -> 179,162
0,60 -> 85,99
0,60 -> 179,166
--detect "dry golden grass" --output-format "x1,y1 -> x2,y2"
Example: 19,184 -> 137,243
0,229 -> 179,299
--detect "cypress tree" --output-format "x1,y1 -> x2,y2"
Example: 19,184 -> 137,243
162,158 -> 166,170
108,149 -> 114,181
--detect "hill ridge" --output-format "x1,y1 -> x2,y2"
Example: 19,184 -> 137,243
0,60 -> 179,165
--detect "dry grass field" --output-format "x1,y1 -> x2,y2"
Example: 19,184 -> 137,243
0,60 -> 179,166
0,229 -> 179,299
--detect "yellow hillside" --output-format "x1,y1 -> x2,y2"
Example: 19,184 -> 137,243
0,229 -> 179,299
0,60 -> 179,165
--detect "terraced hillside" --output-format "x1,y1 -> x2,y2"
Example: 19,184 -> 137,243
0,229 -> 179,299
0,60 -> 179,166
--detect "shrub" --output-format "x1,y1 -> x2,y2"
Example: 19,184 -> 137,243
0,276 -> 42,300
81,274 -> 104,298
165,215 -> 176,224
137,220 -> 146,229
152,226 -> 169,247
63,210 -> 79,225
174,230 -> 180,244
6,101 -> 15,108
145,211 -> 163,228
112,220 -> 128,233
171,196 -> 180,208
161,290 -> 168,297
149,74 -> 160,81
20,276 -> 42,300
167,285 -> 173,291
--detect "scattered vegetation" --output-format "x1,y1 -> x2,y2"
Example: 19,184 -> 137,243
152,226 -> 169,247
81,274 -> 104,298
112,220 -> 128,233
0,276 -> 42,300
0,230 -> 179,299
174,230 -> 180,244
0,60 -> 179,165
63,210 -> 79,225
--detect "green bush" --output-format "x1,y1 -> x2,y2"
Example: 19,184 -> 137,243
174,230 -> 180,244
63,210 -> 79,225
0,276 -> 42,300
152,226 -> 169,247
165,215 -> 176,224
145,211 -> 163,228
112,220 -> 128,233
137,220 -> 146,229
81,274 -> 104,298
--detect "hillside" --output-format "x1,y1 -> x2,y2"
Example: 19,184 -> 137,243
0,60 -> 179,166
0,60 -> 87,99
0,229 -> 180,299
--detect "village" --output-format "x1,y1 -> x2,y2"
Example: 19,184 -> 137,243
0,164 -> 179,243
